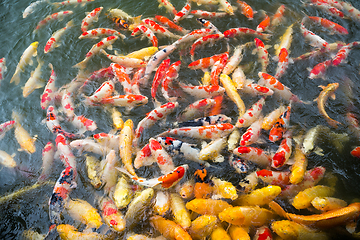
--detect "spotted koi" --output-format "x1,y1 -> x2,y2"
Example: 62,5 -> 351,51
84,80 -> 115,106
241,82 -> 274,97
79,28 -> 125,39
177,98 -> 215,122
254,38 -> 269,72
307,16 -> 348,35
236,97 -> 265,128
256,169 -> 290,187
308,59 -> 332,80
261,105 -> 286,130
218,0 -> 235,15
0,120 -> 15,141
157,0 -> 177,16
211,54 -> 228,85
33,11 -> 73,34
293,41 -> 346,62
38,142 -> 56,183
256,13 -> 270,32
154,15 -> 188,34
99,94 -> 148,107
274,48 -> 292,79
99,197 -> 126,232
111,63 -> 133,94
341,1 -> 360,22
300,18 -> 330,51
269,104 -> 291,142
174,114 -> 232,128
133,101 -> 178,148
190,10 -> 228,18
162,60 -> 181,102
180,83 -> 226,99
237,1 -> 256,20
149,138 -> 175,174
81,7 -> 102,33
196,18 -> 221,34
134,143 -> 155,168
53,0 -> 94,8
271,5 -> 286,29
55,133 -> 77,170
71,115 -> 97,134
233,146 -> 272,168
240,117 -> 263,146
101,49 -> 147,68
60,89 -> 75,120
188,52 -> 228,71
332,41 -> 360,66
142,19 -> 180,39
175,28 -> 214,45
152,59 -> 171,100
173,2 -> 191,23
190,33 -> 225,60
224,27 -> 271,40
271,133 -> 292,168
40,63 -> 57,110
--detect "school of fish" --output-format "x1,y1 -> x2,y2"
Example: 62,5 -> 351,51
2,0 -> 360,239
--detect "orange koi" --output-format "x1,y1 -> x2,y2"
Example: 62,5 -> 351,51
308,16 -> 348,35
237,1 -> 255,20
150,216 -> 192,240
316,83 -> 341,128
154,15 -> 188,33
271,5 -> 285,29
256,13 -> 270,32
173,2 -> 191,23
189,215 -> 218,239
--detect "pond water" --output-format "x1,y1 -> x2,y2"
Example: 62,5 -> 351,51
1,0 -> 360,239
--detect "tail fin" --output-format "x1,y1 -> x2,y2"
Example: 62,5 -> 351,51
10,70 -> 21,85
132,15 -> 142,25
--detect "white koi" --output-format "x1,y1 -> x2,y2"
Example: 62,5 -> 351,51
23,0 -> 47,18
0,150 -> 17,168
101,150 -> 119,195
23,58 -> 45,98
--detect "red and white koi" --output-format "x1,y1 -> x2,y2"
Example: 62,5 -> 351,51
157,0 -> 177,16
157,137 -> 209,166
142,19 -> 180,39
306,0 -> 343,9
256,13 -> 270,32
142,43 -> 178,85
224,27 -> 271,40
99,197 -> 126,232
84,80 -> 115,106
154,15 -> 188,34
174,114 -> 232,128
101,49 -> 147,68
177,98 -> 215,122
133,102 -> 178,148
196,18 -> 221,34
149,138 -> 175,174
74,36 -> 118,69
236,97 -> 265,128
111,63 -> 133,94
70,138 -> 112,156
271,5 -> 286,29
271,133 -> 292,168
0,57 -> 6,83
230,155 -> 249,173
159,123 -> 234,140
240,117 -> 263,146
268,104 -> 291,142
78,66 -> 114,92
162,60 -> 181,102
175,28 -> 214,45
81,7 -> 103,33
48,166 -> 76,227
71,115 -> 97,134
173,2 -> 191,23
340,1 -> 360,22
211,55 -> 229,86
38,142 -> 55,182
190,10 -> 228,19
152,59 -> 170,101
180,84 -> 225,99
33,11 -> 73,34
190,33 -> 225,60
0,120 -> 16,140
237,0 -> 256,20
332,41 -> 360,66
134,143 -> 155,168
99,94 -> 148,107
300,18 -> 330,51
132,67 -> 145,94
223,43 -> 250,75
274,48 -> 293,79
308,59 -> 332,80
294,41 -> 346,62
258,72 -> 297,102
233,146 -> 272,168
256,169 -> 290,187
241,82 -> 274,97
307,16 -> 348,35
254,38 -> 269,72
118,164 -> 189,188
254,226 -> 273,240
23,0 -> 47,18
10,41 -> 38,85
307,1 -> 344,18
79,28 -> 125,40
53,0 -> 94,8
55,133 -> 77,170
93,132 -> 119,150
188,52 -> 228,71
218,0 -> 235,15
40,63 -> 57,110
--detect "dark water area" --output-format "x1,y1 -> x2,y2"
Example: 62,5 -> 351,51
1,0 -> 360,239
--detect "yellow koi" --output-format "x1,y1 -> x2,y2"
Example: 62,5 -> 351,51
113,176 -> 134,209
10,41 -> 38,85
170,192 -> 191,229
85,154 -> 102,189
274,23 -> 294,56
153,190 -> 170,216
66,198 -> 103,229
111,107 -> 124,130
12,111 -> 36,154
228,225 -> 250,240
234,185 -> 281,206
57,224 -> 105,240
185,198 -> 231,216
150,215 -> 192,240
201,71 -> 211,85
23,58 -> 45,98
220,74 -> 246,116
316,83 -> 341,128
210,224 -> 232,240
125,188 -> 154,228
124,46 -> 158,60
212,177 -> 238,200
199,137 -> 227,162
271,220 -> 329,240
290,144 -> 308,184
119,119 -> 137,177
189,215 -> 218,240
311,197 -> 347,212
219,206 -> 275,226
292,185 -> 335,210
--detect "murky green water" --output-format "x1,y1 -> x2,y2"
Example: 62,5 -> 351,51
1,0 -> 360,239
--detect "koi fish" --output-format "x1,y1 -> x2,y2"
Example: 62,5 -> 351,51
316,83 -> 341,128
84,80 -> 115,106
274,23 -> 293,56
66,198 -> 103,229
149,138 -> 175,174
233,146 -> 272,168
0,120 -> 16,140
256,169 -> 290,187
101,49 -> 147,68
157,136 -> 210,166
125,46 -> 158,60
191,0 -> 219,5
119,119 -> 137,178
84,154 -> 102,189
99,196 -> 126,232
196,18 -> 221,34
256,12 -> 270,32
332,41 -> 360,66
269,201 -> 360,228
220,74 -> 246,115
174,114 -> 232,128
261,105 -> 286,130
79,28 -> 125,39
175,28 -> 215,45
307,16 -> 348,35
199,137 -> 227,162
73,36 -> 118,69
10,41 -> 38,85
271,5 -> 286,29
311,197 -> 347,212
40,63 -> 57,110
274,48 -> 293,79
307,1 -> 344,18
46,106 -> 82,139
157,0 -> 177,15
154,15 -> 188,34
110,17 -> 129,30
290,144 -> 308,184
308,59 -> 332,80
161,60 -> 181,102
173,2 -> 191,23
268,105 -> 291,142
133,101 -> 178,147
53,0 -> 95,8
98,94 -> 148,108
71,115 -> 97,134
224,27 -> 271,40
151,59 -> 170,101
107,8 -> 142,24
23,58 -> 45,98
70,138 -> 112,156
271,133 -> 292,168
235,185 -> 281,206
300,18 -> 330,51
177,99 -> 215,122
0,150 -> 17,168
253,38 -> 269,72
186,198 -> 231,216
241,82 -> 274,97
237,1 -> 256,20
188,52 -> 228,71
219,206 -> 275,227
111,63 -> 133,94
190,33 -> 225,60
240,117 -> 263,146
0,57 -> 6,83
180,83 -> 226,99
223,43 -> 250,75
341,1 -> 360,22
142,19 -> 179,40
101,150 -> 119,195
23,0 -> 47,18
150,215 -> 192,240
271,220 -> 328,240
12,111 -> 36,154
55,133 -> 77,169
33,11 -> 73,34
118,164 -> 189,188
218,0 -> 235,15
81,7 -> 103,33
170,192 -> 191,229
48,166 -> 76,227
56,224 -> 104,239
190,10 -> 228,19
60,89 -> 75,120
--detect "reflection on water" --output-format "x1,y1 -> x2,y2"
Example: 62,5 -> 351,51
0,0 -> 360,239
